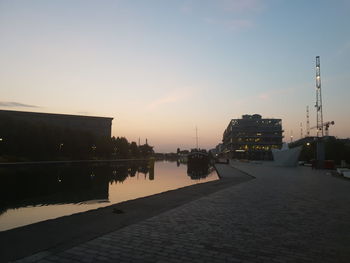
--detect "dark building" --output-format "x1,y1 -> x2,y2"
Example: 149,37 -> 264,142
0,109 -> 113,138
222,114 -> 283,160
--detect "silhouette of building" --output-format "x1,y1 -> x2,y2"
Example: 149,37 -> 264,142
222,114 -> 283,160
0,109 -> 113,138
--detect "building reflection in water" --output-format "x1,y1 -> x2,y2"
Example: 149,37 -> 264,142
0,160 -> 153,216
0,160 -> 218,231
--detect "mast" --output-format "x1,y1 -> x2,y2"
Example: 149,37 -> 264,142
306,106 -> 310,136
315,56 -> 324,137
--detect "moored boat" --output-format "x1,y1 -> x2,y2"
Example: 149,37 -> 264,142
271,143 -> 302,167
187,149 -> 209,167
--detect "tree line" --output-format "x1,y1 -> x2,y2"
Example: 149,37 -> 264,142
0,116 -> 153,162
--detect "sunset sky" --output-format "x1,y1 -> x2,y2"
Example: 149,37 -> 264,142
1,0 -> 349,152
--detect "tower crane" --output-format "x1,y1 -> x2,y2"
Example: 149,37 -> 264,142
310,121 -> 335,136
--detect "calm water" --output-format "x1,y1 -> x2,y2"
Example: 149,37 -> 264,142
0,160 -> 219,231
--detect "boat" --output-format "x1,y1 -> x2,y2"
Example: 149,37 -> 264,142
187,127 -> 210,167
271,143 -> 302,167
187,148 -> 210,167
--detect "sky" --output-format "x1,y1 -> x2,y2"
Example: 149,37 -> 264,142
0,0 -> 349,152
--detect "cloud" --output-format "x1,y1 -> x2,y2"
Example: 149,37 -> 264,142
221,0 -> 263,13
147,89 -> 193,110
0,101 -> 39,108
235,87 -> 295,105
182,0 -> 264,31
205,18 -> 254,31
76,111 -> 91,115
257,88 -> 295,101
180,1 -> 193,14
259,93 -> 269,100
225,19 -> 254,30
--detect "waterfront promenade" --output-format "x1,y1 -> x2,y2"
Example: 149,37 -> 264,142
11,162 -> 350,262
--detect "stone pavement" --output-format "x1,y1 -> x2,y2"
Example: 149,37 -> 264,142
16,163 -> 350,263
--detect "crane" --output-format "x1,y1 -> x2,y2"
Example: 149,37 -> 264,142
310,121 -> 335,137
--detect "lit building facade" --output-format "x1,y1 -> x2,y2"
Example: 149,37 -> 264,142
222,114 -> 283,160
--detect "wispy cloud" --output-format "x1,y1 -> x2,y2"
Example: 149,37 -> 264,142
76,111 -> 91,115
204,0 -> 264,31
257,87 -> 295,101
0,101 -> 39,108
182,0 -> 263,14
225,19 -> 254,30
205,17 -> 254,31
147,88 -> 193,110
180,1 -> 193,14
221,0 -> 263,13
235,87 -> 295,106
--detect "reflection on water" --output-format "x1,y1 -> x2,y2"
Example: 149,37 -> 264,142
187,164 -> 213,180
0,161 -> 218,231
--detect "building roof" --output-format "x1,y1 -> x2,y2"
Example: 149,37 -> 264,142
0,109 -> 113,120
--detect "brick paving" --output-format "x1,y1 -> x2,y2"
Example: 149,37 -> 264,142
16,162 -> 350,263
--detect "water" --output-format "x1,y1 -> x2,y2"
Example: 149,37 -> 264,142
0,160 -> 219,231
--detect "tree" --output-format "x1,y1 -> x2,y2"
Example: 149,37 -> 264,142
129,142 -> 140,158
115,137 -> 130,159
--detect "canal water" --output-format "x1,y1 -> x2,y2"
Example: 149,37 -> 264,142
0,160 -> 219,231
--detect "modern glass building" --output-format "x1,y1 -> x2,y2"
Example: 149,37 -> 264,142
222,114 -> 283,160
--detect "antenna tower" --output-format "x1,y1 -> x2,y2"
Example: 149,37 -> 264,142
306,106 -> 310,136
315,56 -> 324,137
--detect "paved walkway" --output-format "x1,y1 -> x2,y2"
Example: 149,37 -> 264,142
16,163 -> 350,263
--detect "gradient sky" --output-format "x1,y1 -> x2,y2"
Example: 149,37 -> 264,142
1,0 -> 349,152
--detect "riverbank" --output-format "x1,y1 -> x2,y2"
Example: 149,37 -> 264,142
0,164 -> 252,262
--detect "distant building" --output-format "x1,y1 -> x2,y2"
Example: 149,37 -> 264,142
0,109 -> 113,138
222,114 -> 283,160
